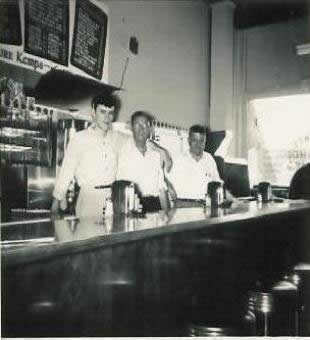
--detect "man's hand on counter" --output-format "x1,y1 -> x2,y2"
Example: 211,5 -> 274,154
50,198 -> 63,221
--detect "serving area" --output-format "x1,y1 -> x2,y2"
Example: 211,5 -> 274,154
2,200 -> 309,265
2,200 -> 310,336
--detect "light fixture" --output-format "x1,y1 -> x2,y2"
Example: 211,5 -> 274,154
296,43 -> 310,56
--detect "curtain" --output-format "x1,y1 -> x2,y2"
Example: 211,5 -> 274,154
232,29 -> 248,158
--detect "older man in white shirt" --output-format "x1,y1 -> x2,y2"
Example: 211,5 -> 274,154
51,95 -> 172,219
167,124 -> 225,206
116,111 -> 169,212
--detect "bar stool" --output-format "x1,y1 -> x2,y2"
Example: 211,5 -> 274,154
186,298 -> 255,337
292,266 -> 310,335
242,292 -> 257,335
251,291 -> 274,336
187,323 -> 236,337
248,275 -> 299,336
271,278 -> 298,336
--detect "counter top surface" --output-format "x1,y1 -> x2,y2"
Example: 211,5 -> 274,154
2,199 -> 310,266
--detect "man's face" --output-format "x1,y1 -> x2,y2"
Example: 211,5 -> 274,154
188,132 -> 206,157
92,104 -> 115,131
132,115 -> 151,144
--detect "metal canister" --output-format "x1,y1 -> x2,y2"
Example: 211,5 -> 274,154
124,186 -> 129,214
205,193 -> 211,208
112,180 -> 138,215
258,182 -> 272,203
128,183 -> 135,211
208,181 -> 224,207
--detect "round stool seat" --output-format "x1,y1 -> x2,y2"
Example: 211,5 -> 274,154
187,323 -> 236,336
248,291 -> 274,336
249,278 -> 299,336
272,280 -> 298,292
271,278 -> 299,336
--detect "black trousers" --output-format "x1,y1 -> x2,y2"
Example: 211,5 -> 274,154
140,196 -> 161,213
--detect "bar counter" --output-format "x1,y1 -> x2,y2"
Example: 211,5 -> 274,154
2,200 -> 310,336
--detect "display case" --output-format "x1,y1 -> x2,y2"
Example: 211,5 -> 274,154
0,98 -> 53,167
0,93 -> 89,221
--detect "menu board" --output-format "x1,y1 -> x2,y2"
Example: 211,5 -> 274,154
0,0 -> 22,45
24,0 -> 69,66
71,0 -> 108,79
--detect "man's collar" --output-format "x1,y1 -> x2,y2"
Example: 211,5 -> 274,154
133,138 -> 148,155
188,150 -> 204,162
89,123 -> 112,138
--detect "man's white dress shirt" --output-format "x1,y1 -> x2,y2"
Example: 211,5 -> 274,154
116,138 -> 165,197
168,150 -> 221,200
53,126 -> 127,217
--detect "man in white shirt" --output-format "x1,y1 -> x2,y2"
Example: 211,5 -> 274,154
116,111 -> 169,212
51,93 -> 125,218
167,124 -> 224,206
51,95 -> 172,219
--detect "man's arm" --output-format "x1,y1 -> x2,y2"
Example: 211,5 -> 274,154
224,188 -> 238,202
147,139 -> 173,172
50,136 -> 80,219
165,176 -> 178,205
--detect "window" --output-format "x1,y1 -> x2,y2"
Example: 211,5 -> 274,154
248,94 -> 310,187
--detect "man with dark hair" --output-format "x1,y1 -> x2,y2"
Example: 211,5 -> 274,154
51,95 -> 172,218
116,111 -> 169,212
189,124 -> 207,136
167,124 -> 222,205
51,93 -> 123,218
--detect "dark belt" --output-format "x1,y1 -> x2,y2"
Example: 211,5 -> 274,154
94,185 -> 112,189
141,196 -> 161,213
177,198 -> 204,204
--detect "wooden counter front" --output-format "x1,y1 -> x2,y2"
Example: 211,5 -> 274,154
2,200 -> 310,336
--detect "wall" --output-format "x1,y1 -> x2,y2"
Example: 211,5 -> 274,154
210,1 -> 234,132
106,0 -> 210,128
245,17 -> 310,96
1,0 -> 210,128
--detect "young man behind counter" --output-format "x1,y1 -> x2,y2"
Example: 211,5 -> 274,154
50,94 -> 172,219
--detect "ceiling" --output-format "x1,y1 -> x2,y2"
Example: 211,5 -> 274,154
210,0 -> 310,29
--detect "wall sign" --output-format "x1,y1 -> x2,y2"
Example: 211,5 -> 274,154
71,0 -> 108,79
0,0 -> 22,45
24,0 -> 69,66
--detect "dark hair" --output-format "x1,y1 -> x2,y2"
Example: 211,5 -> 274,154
91,93 -> 117,111
189,124 -> 208,137
131,111 -> 154,126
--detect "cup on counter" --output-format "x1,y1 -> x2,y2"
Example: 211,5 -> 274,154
258,182 -> 272,203
208,181 -> 224,207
